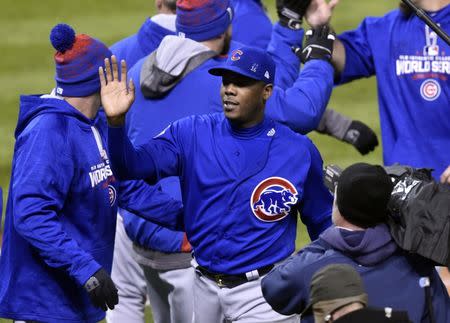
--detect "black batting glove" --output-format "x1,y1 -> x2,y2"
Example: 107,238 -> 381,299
343,120 -> 379,155
277,0 -> 311,30
294,25 -> 335,63
84,268 -> 118,311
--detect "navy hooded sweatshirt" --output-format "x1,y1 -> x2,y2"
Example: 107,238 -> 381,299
261,224 -> 450,323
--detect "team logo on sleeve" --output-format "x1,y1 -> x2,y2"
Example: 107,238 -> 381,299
420,79 -> 441,101
250,177 -> 298,222
108,185 -> 117,206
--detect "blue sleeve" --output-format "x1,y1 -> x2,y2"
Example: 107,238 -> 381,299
118,179 -> 184,231
121,209 -> 188,253
232,10 -> 272,49
108,123 -> 182,182
299,140 -> 332,241
261,243 -> 323,316
267,23 -> 303,89
12,123 -> 101,286
266,59 -> 334,134
429,269 -> 450,323
337,18 -> 376,84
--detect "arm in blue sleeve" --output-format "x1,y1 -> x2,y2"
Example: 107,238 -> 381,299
267,22 -> 304,89
13,125 -> 101,286
121,209 -> 187,253
429,269 -> 450,322
299,140 -> 333,241
336,18 -> 376,84
118,179 -> 184,231
266,59 -> 334,134
232,10 -> 272,49
262,243 -> 324,315
108,124 -> 181,182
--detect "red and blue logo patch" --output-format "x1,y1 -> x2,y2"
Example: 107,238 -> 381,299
420,79 -> 441,101
231,49 -> 243,61
250,177 -> 298,222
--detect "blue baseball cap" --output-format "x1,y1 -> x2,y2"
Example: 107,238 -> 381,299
209,46 -> 275,84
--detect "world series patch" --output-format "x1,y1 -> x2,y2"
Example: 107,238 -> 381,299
250,177 -> 298,222
420,79 -> 441,101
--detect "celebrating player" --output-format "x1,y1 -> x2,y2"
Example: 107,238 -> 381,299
100,46 -> 333,322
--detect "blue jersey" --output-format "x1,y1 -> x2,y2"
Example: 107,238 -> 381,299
109,113 -> 333,274
231,0 -> 272,49
0,96 -> 117,322
337,6 -> 450,179
110,17 -> 175,68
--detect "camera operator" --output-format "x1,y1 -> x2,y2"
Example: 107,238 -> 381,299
261,163 -> 450,323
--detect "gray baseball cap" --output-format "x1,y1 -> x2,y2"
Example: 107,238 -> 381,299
301,264 -> 368,317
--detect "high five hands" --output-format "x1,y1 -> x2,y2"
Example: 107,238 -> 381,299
99,55 -> 135,127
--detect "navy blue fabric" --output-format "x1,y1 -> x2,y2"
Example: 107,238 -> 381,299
337,5 -> 450,180
0,96 -> 117,322
261,225 -> 450,322
108,113 -> 333,274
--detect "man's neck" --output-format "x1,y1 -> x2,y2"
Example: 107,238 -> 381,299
420,0 -> 450,11
64,94 -> 100,120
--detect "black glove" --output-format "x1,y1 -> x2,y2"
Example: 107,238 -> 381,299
343,120 -> 379,155
84,268 -> 118,311
277,0 -> 311,30
294,25 -> 335,63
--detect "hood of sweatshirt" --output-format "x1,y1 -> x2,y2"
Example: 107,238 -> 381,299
140,35 -> 216,98
320,224 -> 398,266
16,94 -> 97,138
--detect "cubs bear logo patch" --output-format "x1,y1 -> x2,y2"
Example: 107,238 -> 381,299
250,177 -> 298,222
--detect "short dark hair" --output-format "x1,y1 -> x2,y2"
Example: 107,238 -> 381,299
163,0 -> 177,12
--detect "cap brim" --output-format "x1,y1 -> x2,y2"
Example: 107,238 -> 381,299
208,66 -> 269,83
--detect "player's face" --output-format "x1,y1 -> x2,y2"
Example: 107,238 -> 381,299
220,71 -> 273,128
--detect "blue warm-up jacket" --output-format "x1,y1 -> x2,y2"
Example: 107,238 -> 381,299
0,95 -> 118,322
337,5 -> 450,179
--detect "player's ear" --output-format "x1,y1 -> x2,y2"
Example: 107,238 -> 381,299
262,84 -> 273,101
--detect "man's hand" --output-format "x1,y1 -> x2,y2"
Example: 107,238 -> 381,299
295,25 -> 335,63
343,120 -> 379,155
84,268 -> 118,311
277,0 -> 312,30
441,166 -> 450,184
304,0 -> 339,28
99,55 -> 135,127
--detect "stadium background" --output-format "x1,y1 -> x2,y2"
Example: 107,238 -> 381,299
0,0 -> 397,321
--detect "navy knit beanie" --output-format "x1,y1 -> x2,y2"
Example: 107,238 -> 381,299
176,0 -> 233,41
337,163 -> 394,228
50,24 -> 112,97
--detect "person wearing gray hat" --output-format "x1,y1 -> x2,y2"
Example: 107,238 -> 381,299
303,264 -> 411,323
261,163 -> 450,323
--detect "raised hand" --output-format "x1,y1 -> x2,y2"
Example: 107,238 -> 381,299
305,0 -> 340,29
99,55 -> 135,126
441,166 -> 450,184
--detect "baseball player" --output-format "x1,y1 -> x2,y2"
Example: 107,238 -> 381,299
105,1 -> 195,322
232,0 -> 379,155
100,44 -> 333,322
0,24 -> 119,322
305,0 -> 450,292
